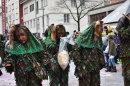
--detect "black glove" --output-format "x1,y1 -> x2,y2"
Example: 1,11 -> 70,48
5,63 -> 14,74
0,70 -> 3,76
56,38 -> 60,44
45,65 -> 51,72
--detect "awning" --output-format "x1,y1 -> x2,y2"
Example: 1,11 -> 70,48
102,0 -> 130,24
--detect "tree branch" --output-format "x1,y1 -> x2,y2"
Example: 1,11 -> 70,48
62,0 -> 78,22
80,1 -> 103,20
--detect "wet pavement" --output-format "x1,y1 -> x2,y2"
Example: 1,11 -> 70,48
0,61 -> 124,86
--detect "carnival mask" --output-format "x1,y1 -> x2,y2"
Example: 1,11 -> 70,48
15,28 -> 28,44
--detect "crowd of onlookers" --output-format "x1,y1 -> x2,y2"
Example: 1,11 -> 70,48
102,25 -> 120,72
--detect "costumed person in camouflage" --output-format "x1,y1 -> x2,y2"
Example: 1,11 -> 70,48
0,35 -> 4,75
44,24 -> 72,86
72,21 -> 105,86
0,34 -> 5,67
114,13 -> 130,86
44,24 -> 54,37
4,24 -> 49,86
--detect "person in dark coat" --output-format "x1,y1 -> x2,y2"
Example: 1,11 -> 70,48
4,24 -> 50,86
105,35 -> 117,72
44,24 -> 72,86
72,21 -> 105,86
115,13 -> 130,86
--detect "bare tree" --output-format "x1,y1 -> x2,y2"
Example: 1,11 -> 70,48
6,15 -> 15,29
52,0 -> 104,31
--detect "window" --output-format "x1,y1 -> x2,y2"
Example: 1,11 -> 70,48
64,14 -> 70,23
15,1 -> 18,9
8,5 -> 11,12
37,18 -> 39,25
33,19 -> 35,28
24,7 -> 28,14
16,13 -> 18,20
12,3 -> 14,10
90,12 -> 106,23
46,14 -> 49,25
6,7 -> 8,13
8,15 -> 11,22
11,14 -> 15,21
13,14 -> 15,21
36,18 -> 40,29
71,0 -> 76,7
30,4 -> 34,12
80,0 -> 85,7
26,21 -> 29,28
30,20 -> 32,28
36,1 -> 39,14
41,0 -> 43,7
43,0 -> 48,7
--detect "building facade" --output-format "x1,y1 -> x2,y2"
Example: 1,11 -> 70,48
1,0 -> 23,35
88,0 -> 126,25
21,0 -> 99,36
104,0 -> 124,5
2,0 -> 125,36
0,6 -> 2,34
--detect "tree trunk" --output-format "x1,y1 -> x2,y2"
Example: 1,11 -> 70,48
77,20 -> 80,31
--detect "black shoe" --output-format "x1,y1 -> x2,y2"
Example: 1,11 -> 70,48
111,66 -> 117,72
0,70 -> 3,76
105,66 -> 111,72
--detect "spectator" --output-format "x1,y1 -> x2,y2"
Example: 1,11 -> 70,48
44,24 -> 54,37
102,26 -> 108,37
66,31 -> 70,36
72,30 -> 77,41
105,35 -> 117,72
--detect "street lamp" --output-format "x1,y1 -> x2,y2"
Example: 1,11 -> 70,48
38,7 -> 45,36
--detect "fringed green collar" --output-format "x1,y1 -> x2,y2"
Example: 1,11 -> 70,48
43,29 -> 53,46
75,23 -> 103,50
8,31 -> 42,55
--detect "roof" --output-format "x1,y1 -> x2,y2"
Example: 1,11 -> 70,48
102,0 -> 130,24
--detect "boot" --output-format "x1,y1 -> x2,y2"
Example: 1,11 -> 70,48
0,69 -> 3,76
111,66 -> 117,72
105,66 -> 111,72
105,63 -> 108,69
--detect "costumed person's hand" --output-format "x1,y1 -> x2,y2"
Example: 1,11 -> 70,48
5,63 -> 14,74
56,38 -> 60,44
44,58 -> 51,72
45,64 -> 51,72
